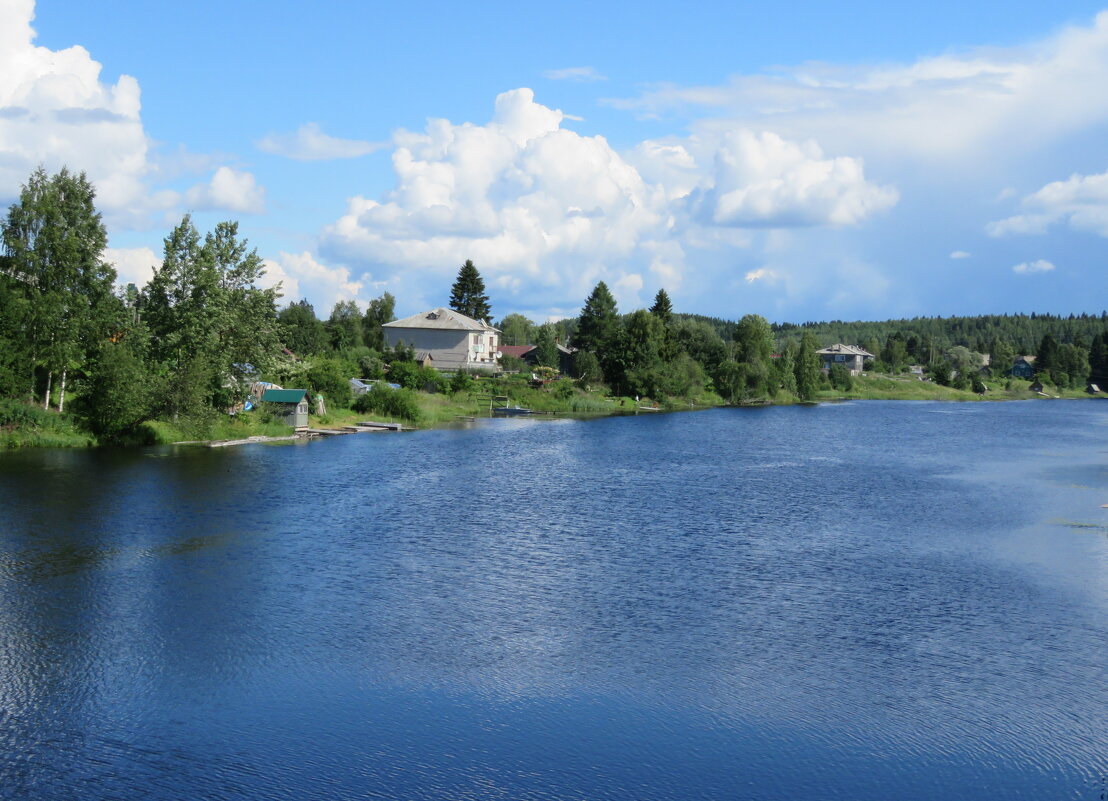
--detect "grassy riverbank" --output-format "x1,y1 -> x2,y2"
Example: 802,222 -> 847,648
1,374 -> 1099,450
311,378 -> 722,430
0,400 -> 95,449
814,374 -> 1096,402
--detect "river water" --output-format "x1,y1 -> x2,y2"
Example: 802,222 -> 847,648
0,401 -> 1106,800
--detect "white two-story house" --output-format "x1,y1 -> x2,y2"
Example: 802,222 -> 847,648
382,308 -> 501,372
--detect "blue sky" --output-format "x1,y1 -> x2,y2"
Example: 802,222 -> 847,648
4,0 -> 1108,323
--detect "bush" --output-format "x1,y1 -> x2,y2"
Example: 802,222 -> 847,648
352,385 -> 422,422
499,355 -> 528,373
420,367 -> 447,393
387,360 -> 422,390
307,358 -> 353,408
0,398 -> 53,429
552,379 -> 575,400
829,363 -> 854,391
450,370 -> 475,394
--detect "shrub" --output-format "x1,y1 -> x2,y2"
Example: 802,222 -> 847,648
552,379 -> 575,400
450,370 -> 475,394
352,385 -> 422,422
387,360 -> 422,390
829,363 -> 853,391
307,358 -> 353,408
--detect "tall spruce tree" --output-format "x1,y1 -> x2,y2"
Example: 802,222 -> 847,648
649,288 -> 673,324
575,281 -> 619,356
795,331 -> 822,401
449,259 -> 491,321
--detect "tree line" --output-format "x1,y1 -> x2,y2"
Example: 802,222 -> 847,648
3,168 -> 1106,444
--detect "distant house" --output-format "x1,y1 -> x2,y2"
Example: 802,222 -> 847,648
1029,378 -> 1045,393
498,343 -> 576,374
261,388 -> 310,427
382,308 -> 501,372
350,378 -> 372,396
498,345 -> 535,361
1010,356 -> 1036,379
815,344 -> 874,375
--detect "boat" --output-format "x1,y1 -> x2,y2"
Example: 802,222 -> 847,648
492,405 -> 533,415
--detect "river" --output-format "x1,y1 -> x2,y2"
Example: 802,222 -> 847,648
1,400 -> 1106,800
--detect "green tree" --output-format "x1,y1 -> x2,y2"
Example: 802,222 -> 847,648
734,314 -> 775,364
988,337 -> 1016,378
672,318 -> 727,372
144,216 -> 281,420
497,313 -> 535,346
74,337 -> 154,441
449,259 -> 491,321
574,281 -> 620,357
1035,333 -> 1060,376
307,358 -> 353,408
881,334 -> 909,372
1,167 -> 115,408
649,289 -> 673,324
533,323 -> 560,369
279,300 -> 328,355
571,350 -> 603,384
327,300 -> 364,351
794,332 -> 822,401
363,292 -> 396,350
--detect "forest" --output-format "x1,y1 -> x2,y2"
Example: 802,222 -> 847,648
2,168 -> 1107,446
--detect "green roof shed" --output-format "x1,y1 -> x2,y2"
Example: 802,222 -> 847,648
261,388 -> 309,427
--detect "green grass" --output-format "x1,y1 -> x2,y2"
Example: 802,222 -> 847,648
815,374 -> 1100,402
140,413 -> 296,445
0,400 -> 95,449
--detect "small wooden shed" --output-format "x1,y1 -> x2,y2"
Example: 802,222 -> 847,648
261,388 -> 310,427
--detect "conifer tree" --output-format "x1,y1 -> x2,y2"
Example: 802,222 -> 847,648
649,288 -> 673,324
795,332 -> 822,401
575,281 -> 619,356
449,259 -> 491,321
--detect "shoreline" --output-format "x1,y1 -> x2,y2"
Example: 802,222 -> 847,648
2,381 -> 1102,452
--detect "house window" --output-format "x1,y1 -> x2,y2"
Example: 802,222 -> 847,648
835,355 -> 845,362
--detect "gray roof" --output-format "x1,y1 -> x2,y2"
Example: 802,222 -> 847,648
382,307 -> 498,332
815,343 -> 875,357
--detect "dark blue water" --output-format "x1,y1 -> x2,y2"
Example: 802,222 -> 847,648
1,401 -> 1106,800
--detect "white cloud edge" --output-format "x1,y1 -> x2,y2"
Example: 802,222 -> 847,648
256,122 -> 385,161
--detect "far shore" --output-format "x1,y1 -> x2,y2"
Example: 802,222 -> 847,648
1,373 -> 1102,453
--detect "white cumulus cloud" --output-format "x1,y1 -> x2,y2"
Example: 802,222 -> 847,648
1012,259 -> 1055,274
950,250 -> 971,259
686,130 -> 897,227
988,168 -> 1108,237
321,88 -> 669,306
263,251 -> 366,312
256,122 -> 384,161
185,167 -> 266,215
103,246 -> 159,288
319,89 -> 896,311
0,0 -> 159,224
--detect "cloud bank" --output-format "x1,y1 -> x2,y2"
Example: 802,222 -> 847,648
320,88 -> 894,312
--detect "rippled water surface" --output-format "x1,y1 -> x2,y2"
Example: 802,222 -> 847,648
1,401 -> 1106,800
